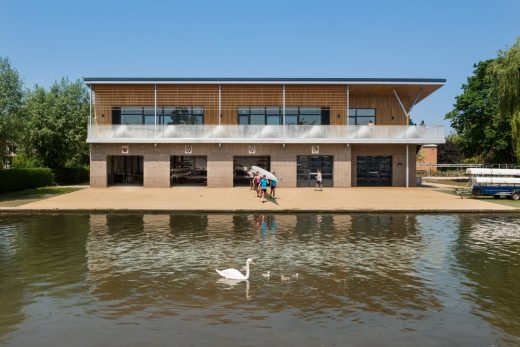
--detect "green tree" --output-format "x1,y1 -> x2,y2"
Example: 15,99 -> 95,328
489,37 -> 520,162
445,60 -> 514,163
23,79 -> 89,168
0,57 -> 24,167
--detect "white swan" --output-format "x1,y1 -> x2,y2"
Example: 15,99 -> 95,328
262,271 -> 271,278
216,258 -> 254,280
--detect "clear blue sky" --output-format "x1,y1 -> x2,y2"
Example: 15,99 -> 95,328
1,0 -> 519,131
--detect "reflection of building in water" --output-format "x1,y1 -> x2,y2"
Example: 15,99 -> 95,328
332,214 -> 352,233
85,213 -> 442,321
170,214 -> 208,235
144,214 -> 171,234
206,215 -> 234,233
293,213 -> 442,318
86,213 -> 241,318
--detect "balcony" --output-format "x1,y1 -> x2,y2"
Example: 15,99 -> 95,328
87,124 -> 445,144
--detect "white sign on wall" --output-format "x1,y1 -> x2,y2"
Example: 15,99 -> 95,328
185,145 -> 193,154
311,145 -> 319,154
248,145 -> 256,154
121,145 -> 129,154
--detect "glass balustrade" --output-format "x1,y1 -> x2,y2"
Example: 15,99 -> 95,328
87,124 -> 445,144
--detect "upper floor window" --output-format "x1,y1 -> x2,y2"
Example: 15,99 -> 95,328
161,107 -> 204,125
238,107 -> 282,125
348,108 -> 375,125
112,106 -> 204,125
238,106 -> 330,125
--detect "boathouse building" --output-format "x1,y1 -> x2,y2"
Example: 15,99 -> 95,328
85,78 -> 445,188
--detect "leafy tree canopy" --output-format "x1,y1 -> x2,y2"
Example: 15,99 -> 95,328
22,79 -> 89,168
0,57 -> 23,156
445,59 -> 515,163
489,37 -> 520,161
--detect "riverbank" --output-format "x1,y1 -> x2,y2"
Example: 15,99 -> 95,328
0,186 -> 517,213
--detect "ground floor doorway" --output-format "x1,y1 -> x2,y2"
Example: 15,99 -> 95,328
233,156 -> 270,186
357,156 -> 392,186
170,156 -> 207,186
107,155 -> 144,186
296,155 -> 333,187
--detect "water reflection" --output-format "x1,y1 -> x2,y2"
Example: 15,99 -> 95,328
1,213 -> 520,346
83,213 -> 438,321
454,214 -> 520,343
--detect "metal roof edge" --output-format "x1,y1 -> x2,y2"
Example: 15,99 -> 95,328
83,77 -> 446,85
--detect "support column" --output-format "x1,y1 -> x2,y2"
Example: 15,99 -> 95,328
218,84 -> 222,125
207,145 -> 233,188
406,144 -> 409,188
346,85 -> 349,125
89,85 -> 92,127
282,84 -> 286,125
154,84 -> 157,139
144,145 -> 170,188
333,144 -> 352,187
90,145 -> 107,188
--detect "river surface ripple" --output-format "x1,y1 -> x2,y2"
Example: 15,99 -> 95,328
1,213 -> 520,346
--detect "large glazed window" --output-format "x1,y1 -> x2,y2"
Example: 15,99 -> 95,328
296,155 -> 333,187
238,107 -> 330,125
348,108 -> 376,125
170,156 -> 207,187
107,155 -> 144,186
356,156 -> 392,186
112,106 -> 204,125
238,107 -> 282,125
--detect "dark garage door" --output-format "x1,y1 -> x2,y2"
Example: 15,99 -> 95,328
357,156 -> 392,186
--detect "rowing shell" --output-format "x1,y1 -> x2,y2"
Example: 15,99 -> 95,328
251,166 -> 278,182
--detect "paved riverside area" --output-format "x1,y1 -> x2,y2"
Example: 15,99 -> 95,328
4,186 -> 516,212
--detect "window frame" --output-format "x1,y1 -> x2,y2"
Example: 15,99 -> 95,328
237,106 -> 329,125
112,106 -> 205,125
348,108 -> 376,125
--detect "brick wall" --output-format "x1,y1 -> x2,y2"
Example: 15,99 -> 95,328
416,145 -> 438,173
90,143 -> 416,188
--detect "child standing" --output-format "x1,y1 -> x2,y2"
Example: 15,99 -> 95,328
315,169 -> 323,191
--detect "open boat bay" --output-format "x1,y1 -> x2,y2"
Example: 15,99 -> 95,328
1,213 -> 520,346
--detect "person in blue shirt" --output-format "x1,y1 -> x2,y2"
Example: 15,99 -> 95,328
260,175 -> 268,199
270,172 -> 277,198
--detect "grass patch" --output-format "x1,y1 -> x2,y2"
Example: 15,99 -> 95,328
0,186 -> 83,207
477,197 -> 520,208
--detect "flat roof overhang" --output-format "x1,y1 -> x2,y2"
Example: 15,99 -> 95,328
84,77 -> 445,103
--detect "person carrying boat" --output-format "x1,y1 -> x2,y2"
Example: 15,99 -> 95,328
248,169 -> 255,190
270,172 -> 277,198
260,175 -> 268,199
254,171 -> 261,196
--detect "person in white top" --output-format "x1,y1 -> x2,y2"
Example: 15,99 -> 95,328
314,169 -> 323,191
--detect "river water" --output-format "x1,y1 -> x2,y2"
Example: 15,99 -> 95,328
1,213 -> 520,346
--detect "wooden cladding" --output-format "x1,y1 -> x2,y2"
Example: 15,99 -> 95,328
91,84 -> 422,126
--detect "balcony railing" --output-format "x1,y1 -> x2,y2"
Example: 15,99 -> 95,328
87,124 -> 445,144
